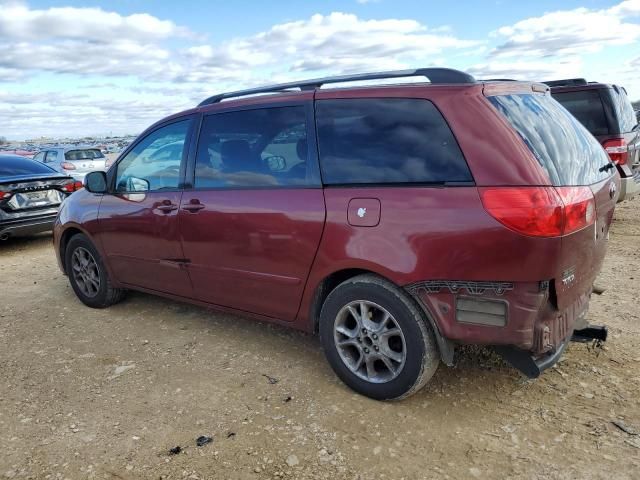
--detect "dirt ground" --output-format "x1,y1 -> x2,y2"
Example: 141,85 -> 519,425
1,197 -> 639,480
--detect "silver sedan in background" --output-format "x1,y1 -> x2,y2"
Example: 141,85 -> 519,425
32,146 -> 107,181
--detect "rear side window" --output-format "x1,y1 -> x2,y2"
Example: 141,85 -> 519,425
551,90 -> 609,136
0,156 -> 56,176
489,94 -> 613,186
316,98 -> 472,185
194,106 -> 318,188
65,149 -> 105,161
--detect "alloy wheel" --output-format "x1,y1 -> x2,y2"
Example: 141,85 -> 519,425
333,300 -> 406,383
71,247 -> 101,298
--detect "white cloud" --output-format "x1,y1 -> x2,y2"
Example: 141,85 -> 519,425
491,0 -> 640,58
468,58 -> 583,80
0,3 -> 188,42
0,2 -> 188,81
182,12 -> 480,83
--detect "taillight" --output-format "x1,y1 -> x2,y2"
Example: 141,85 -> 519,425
556,186 -> 596,234
0,191 -> 11,200
61,181 -> 84,193
61,162 -> 76,170
480,186 -> 595,238
603,138 -> 628,165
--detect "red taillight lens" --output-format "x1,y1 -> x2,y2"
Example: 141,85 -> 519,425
62,181 -> 84,193
603,138 -> 628,165
61,162 -> 76,170
0,191 -> 11,200
480,186 -> 595,237
480,187 -> 563,237
556,186 -> 595,234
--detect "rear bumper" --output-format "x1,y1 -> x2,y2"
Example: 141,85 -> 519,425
494,335 -> 571,378
0,214 -> 57,238
495,324 -> 608,378
618,171 -> 640,202
407,280 -> 591,355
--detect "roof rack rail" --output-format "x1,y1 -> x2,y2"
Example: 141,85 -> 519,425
542,78 -> 588,87
198,67 -> 475,107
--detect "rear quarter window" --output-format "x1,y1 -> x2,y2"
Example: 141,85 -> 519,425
316,98 -> 472,185
612,88 -> 638,133
488,94 -> 613,186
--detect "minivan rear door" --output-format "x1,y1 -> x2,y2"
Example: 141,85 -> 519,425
488,93 -> 618,311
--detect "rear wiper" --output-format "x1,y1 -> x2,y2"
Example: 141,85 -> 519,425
599,163 -> 615,173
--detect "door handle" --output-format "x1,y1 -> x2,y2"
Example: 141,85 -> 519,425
156,200 -> 178,213
182,200 -> 205,213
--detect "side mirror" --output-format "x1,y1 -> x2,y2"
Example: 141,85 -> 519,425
84,171 -> 108,193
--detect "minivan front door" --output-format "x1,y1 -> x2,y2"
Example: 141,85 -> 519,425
178,102 -> 325,320
96,118 -> 194,297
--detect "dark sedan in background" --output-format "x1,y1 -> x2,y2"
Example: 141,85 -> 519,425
0,154 -> 82,240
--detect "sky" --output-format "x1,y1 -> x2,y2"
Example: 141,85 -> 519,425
0,0 -> 639,140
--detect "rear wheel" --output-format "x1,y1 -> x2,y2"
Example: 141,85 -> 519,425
65,233 -> 124,308
319,274 -> 439,400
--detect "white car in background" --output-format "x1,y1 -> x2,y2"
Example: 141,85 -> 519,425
32,147 -> 107,181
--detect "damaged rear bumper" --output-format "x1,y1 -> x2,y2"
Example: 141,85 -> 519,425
494,325 -> 607,378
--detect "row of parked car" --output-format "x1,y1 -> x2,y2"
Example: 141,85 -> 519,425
1,69 -> 638,400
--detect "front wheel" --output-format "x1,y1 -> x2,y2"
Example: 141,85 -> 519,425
65,233 -> 125,308
319,274 -> 439,400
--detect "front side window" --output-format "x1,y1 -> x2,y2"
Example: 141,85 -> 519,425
316,98 -> 472,185
33,152 -> 45,162
194,106 -> 316,188
115,120 -> 189,192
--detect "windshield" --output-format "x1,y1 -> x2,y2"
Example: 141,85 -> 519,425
488,93 -> 614,186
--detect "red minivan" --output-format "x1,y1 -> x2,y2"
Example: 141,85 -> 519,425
53,68 -> 618,400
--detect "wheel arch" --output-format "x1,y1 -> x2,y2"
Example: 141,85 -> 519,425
307,267 -> 455,366
58,225 -> 91,275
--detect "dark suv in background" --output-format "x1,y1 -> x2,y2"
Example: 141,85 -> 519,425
546,78 -> 640,202
54,68 -> 616,400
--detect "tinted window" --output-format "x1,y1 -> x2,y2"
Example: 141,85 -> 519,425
489,94 -> 613,186
65,149 -> 105,160
116,120 -> 189,192
195,106 -> 316,188
551,90 -> 609,136
612,88 -> 637,133
0,155 -> 56,176
316,99 -> 471,185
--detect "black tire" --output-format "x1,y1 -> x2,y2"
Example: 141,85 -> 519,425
64,233 -> 125,308
319,274 -> 439,400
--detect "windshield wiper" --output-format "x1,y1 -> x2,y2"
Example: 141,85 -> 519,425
599,163 -> 615,173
